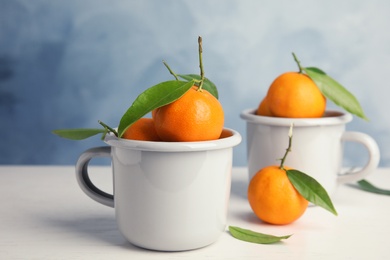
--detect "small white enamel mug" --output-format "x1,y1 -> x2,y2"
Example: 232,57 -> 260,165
240,109 -> 380,195
75,129 -> 241,251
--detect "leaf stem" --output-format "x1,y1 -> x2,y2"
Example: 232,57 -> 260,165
279,123 -> 294,170
292,52 -> 303,73
163,60 -> 179,81
198,36 -> 205,90
98,120 -> 118,137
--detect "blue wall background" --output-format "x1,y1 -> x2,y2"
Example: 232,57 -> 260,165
1,0 -> 389,167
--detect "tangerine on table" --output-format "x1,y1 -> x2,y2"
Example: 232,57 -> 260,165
247,165 -> 309,225
153,86 -> 224,142
122,118 -> 161,141
258,72 -> 326,118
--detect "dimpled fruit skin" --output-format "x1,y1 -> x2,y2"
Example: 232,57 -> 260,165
122,118 -> 161,141
258,72 -> 326,118
248,165 -> 309,225
153,86 -> 224,142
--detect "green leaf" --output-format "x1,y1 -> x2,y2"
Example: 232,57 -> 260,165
52,128 -> 105,140
178,74 -> 219,99
229,226 -> 292,244
118,80 -> 194,137
303,67 -> 368,120
286,169 -> 338,216
304,66 -> 326,74
357,179 -> 390,195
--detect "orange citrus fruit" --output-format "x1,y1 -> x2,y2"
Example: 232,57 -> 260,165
256,97 -> 273,116
122,118 -> 161,141
219,129 -> 232,139
248,165 -> 309,225
258,72 -> 326,118
153,86 -> 224,142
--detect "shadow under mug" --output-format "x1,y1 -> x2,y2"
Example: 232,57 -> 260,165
75,128 -> 241,251
240,109 -> 380,195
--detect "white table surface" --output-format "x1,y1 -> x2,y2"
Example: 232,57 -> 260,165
1,166 -> 390,259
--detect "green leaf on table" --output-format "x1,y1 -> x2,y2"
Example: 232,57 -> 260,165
357,179 -> 390,195
229,226 -> 292,244
52,128 -> 105,140
118,80 -> 194,137
287,169 -> 338,216
178,74 -> 219,99
303,67 -> 368,120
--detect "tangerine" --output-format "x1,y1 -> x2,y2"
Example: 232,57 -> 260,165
219,128 -> 232,139
122,118 -> 161,141
265,72 -> 326,118
247,165 -> 308,225
153,86 -> 224,142
256,97 -> 272,116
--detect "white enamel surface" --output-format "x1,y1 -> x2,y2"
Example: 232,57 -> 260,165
104,129 -> 241,152
76,129 -> 241,251
112,148 -> 233,251
240,109 -> 353,126
240,109 -> 380,195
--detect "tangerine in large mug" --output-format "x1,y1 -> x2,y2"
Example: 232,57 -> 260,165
53,36 -> 242,251
242,53 -> 380,195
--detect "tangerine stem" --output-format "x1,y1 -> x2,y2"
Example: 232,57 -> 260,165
279,123 -> 294,170
98,120 -> 118,137
198,36 -> 205,90
163,60 -> 179,81
292,52 -> 303,73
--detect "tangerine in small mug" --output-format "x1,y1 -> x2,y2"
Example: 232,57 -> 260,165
240,109 -> 380,195
75,128 -> 241,251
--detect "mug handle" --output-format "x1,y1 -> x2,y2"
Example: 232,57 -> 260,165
75,146 -> 114,208
337,131 -> 380,185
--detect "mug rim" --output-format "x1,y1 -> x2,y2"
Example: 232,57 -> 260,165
240,108 -> 353,126
104,127 -> 242,152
